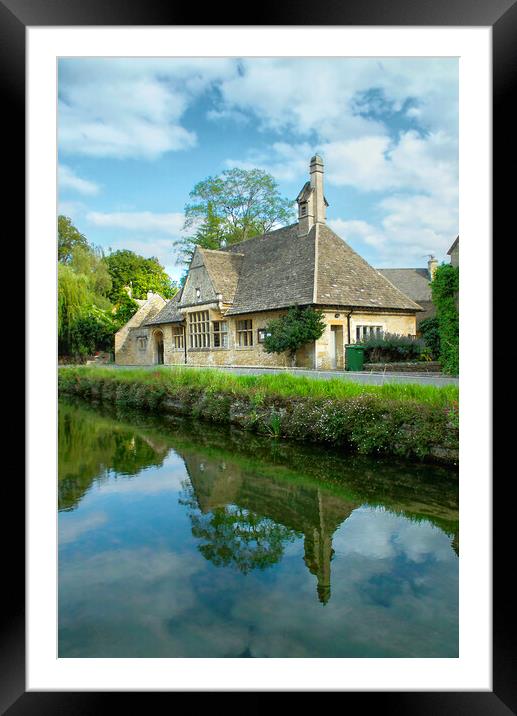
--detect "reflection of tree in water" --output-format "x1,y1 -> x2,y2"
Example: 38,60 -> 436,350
180,482 -> 297,573
58,402 -> 168,511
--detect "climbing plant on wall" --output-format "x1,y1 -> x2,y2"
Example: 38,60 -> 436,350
432,264 -> 459,376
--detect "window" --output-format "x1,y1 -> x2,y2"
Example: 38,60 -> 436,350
213,321 -> 228,348
189,311 -> 210,348
300,204 -> 307,217
173,325 -> 184,350
137,336 -> 147,351
237,319 -> 253,347
356,325 -> 383,342
257,328 -> 268,344
195,287 -> 201,301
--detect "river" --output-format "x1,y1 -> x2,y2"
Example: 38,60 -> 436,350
58,398 -> 458,658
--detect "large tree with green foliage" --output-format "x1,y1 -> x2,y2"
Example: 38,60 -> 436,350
57,218 -> 119,357
432,264 -> 459,375
263,306 -> 326,366
177,167 -> 295,263
58,215 -> 89,263
104,249 -> 178,302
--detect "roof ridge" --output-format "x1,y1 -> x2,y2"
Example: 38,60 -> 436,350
200,247 -> 245,257
222,222 -> 298,251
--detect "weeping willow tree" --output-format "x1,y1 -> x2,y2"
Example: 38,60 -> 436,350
58,263 -> 116,357
58,264 -> 92,345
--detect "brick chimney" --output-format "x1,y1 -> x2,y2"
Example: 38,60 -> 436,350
428,255 -> 438,280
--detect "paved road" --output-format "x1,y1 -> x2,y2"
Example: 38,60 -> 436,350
99,363 -> 458,387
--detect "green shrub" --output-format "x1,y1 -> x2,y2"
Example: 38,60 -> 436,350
419,317 -> 441,360
263,306 -> 326,365
357,332 -> 425,363
432,264 -> 459,376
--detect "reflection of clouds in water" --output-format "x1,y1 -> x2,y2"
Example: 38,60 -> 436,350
92,456 -> 186,496
59,516 -> 457,657
332,506 -> 453,563
59,511 -> 107,545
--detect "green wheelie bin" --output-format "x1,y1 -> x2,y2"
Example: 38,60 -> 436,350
345,344 -> 365,372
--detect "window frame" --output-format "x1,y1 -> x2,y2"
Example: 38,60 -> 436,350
213,320 -> 229,349
189,310 -> 210,349
172,325 -> 185,351
236,319 -> 253,348
355,325 -> 384,342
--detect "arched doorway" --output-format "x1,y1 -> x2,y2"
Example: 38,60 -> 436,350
154,331 -> 164,364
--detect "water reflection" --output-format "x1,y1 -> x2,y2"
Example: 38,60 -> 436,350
180,457 -> 359,604
58,399 -> 458,657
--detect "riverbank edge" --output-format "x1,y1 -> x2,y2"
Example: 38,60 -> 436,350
58,367 -> 459,466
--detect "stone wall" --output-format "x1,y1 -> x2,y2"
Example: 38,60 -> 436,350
315,311 -> 417,370
363,361 -> 442,373
114,294 -> 166,365
116,303 -> 418,371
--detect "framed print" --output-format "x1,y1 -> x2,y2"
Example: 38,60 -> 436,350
4,0 -> 510,709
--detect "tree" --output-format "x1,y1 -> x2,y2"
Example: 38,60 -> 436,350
69,244 -> 112,298
431,264 -> 459,375
263,306 -> 326,366
104,249 -> 178,302
177,168 -> 295,263
58,215 -> 89,263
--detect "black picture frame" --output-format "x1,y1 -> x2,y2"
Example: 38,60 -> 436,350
6,0 -> 508,710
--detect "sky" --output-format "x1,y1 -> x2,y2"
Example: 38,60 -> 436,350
58,57 -> 458,283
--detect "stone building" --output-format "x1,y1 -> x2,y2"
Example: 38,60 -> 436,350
447,235 -> 459,268
115,155 -> 422,370
377,256 -> 438,327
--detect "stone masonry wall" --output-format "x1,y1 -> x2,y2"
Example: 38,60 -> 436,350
114,294 -> 166,365
315,311 -> 417,370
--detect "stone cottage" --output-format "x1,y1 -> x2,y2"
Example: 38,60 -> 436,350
115,155 -> 422,370
377,256 -> 438,327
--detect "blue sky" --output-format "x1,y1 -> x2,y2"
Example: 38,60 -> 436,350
58,58 -> 458,283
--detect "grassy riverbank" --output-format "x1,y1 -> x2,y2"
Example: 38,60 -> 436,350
58,366 -> 459,464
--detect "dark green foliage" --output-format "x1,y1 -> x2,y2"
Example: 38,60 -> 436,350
112,291 -> 139,325
357,332 -> 425,363
419,317 -> 441,360
67,306 -> 118,356
263,306 -> 326,364
104,249 -> 178,301
432,265 -> 459,375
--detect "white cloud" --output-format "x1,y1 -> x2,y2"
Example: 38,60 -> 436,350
85,212 -> 187,279
217,58 -> 457,140
59,58 -> 238,159
86,210 -> 185,235
58,164 -> 100,195
328,219 -> 386,249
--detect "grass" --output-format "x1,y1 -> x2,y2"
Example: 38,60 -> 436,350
60,365 -> 458,408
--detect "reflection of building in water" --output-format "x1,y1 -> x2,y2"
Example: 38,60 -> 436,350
182,453 -> 357,605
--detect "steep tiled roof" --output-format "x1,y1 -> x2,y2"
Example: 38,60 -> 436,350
199,249 -> 243,304
144,291 -> 184,325
224,224 -> 316,315
221,223 -> 421,315
376,268 -> 432,303
316,225 -> 421,310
